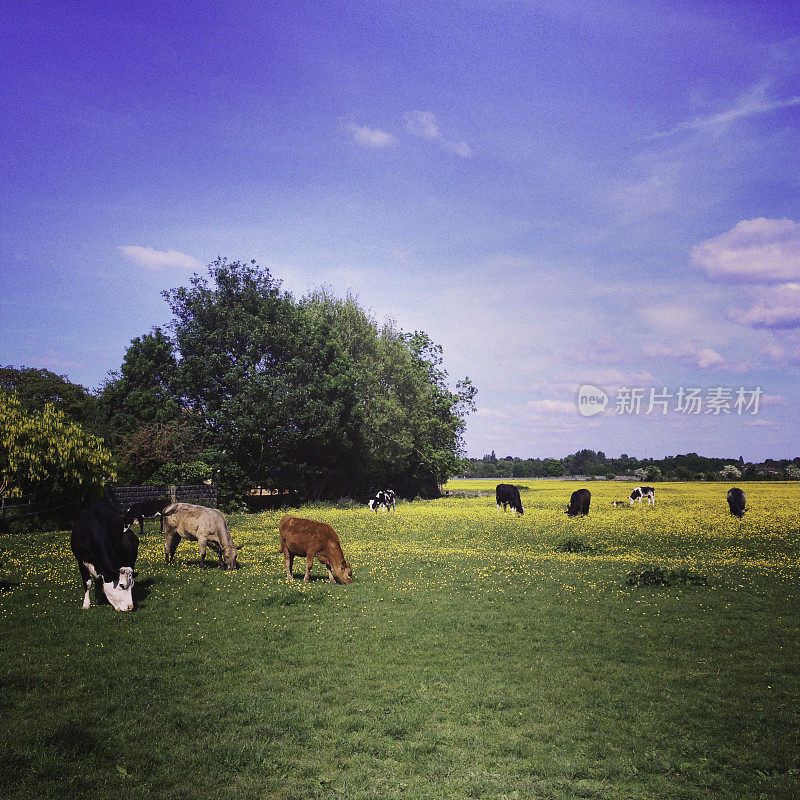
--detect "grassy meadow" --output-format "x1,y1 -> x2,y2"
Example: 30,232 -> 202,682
0,480 -> 798,799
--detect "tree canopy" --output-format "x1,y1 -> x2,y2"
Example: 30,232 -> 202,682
102,258 -> 475,500
0,391 -> 116,500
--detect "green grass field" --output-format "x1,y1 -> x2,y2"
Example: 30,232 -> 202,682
0,480 -> 798,799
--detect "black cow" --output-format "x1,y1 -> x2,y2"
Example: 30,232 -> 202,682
727,487 -> 747,518
70,503 -> 136,611
124,497 -> 170,536
566,488 -> 591,516
629,486 -> 655,506
368,489 -> 396,513
496,484 -> 524,515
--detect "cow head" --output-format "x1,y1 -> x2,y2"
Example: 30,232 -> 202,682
103,567 -> 135,612
333,561 -> 354,585
221,544 -> 243,570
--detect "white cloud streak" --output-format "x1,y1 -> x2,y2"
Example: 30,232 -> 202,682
649,86 -> 800,140
118,246 -> 201,271
348,123 -> 396,148
403,110 -> 472,158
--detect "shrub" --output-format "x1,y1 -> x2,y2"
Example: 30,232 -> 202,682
625,565 -> 707,587
557,538 -> 595,554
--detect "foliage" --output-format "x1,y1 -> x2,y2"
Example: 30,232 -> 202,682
0,365 -> 106,438
719,464 -> 743,479
556,538 -> 595,553
102,259 -> 475,500
0,391 -> 115,500
625,565 -> 708,587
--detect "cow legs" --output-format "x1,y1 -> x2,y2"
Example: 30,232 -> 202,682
284,551 -> 294,580
164,530 -> 181,564
78,562 -> 92,609
198,538 -> 207,568
304,554 -> 314,583
326,565 -> 335,583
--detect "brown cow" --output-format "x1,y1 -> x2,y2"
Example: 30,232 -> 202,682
162,503 -> 242,570
279,515 -> 353,584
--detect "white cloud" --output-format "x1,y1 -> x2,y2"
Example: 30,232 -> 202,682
745,418 -> 774,428
761,337 -> 800,365
554,368 -> 656,393
638,304 -> 701,332
403,110 -> 472,158
442,140 -> 473,158
348,123 -> 396,148
729,283 -> 800,330
525,399 -> 576,415
404,110 -> 440,140
118,246 -> 201,271
691,218 -> 800,284
650,84 -> 800,140
642,342 -> 750,372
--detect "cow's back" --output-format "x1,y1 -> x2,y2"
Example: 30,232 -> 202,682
279,514 -> 340,556
71,504 -> 124,581
165,503 -> 228,541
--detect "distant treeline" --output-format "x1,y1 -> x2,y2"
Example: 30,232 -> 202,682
459,449 -> 800,481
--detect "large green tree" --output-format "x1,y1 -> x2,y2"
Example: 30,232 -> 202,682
104,258 -> 475,500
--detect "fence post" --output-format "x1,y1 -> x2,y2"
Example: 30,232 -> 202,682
168,485 -> 177,502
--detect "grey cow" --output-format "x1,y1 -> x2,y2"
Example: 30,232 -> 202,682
162,502 -> 242,570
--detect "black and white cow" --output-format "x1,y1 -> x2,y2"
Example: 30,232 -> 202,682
124,497 -> 170,536
70,503 -> 137,611
566,488 -> 591,516
496,484 -> 524,515
629,486 -> 655,506
369,489 -> 396,513
727,487 -> 747,518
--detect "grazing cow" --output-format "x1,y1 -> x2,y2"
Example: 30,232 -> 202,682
368,489 -> 396,513
279,515 -> 353,584
123,497 -> 170,536
629,486 -> 656,506
566,488 -> 591,516
727,487 -> 747,518
496,484 -> 524,515
70,503 -> 136,611
162,503 -> 242,570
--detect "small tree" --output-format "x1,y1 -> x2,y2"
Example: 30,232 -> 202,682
0,391 -> 116,501
720,464 -> 742,479
785,464 -> 800,480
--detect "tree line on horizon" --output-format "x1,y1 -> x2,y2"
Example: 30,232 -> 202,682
1,259 -> 476,505
460,449 -> 800,482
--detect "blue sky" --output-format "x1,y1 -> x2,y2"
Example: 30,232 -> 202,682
2,1 -> 799,460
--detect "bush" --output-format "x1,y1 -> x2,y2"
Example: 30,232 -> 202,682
625,565 -> 707,587
557,538 -> 595,554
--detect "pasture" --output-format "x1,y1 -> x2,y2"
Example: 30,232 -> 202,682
0,480 -> 798,799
